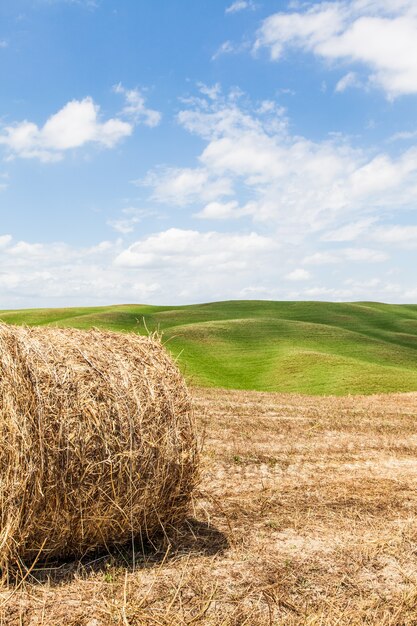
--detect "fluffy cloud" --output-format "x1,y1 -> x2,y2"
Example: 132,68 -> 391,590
0,97 -> 132,162
255,1 -> 417,98
285,268 -> 311,281
112,228 -> 284,303
0,235 -> 12,248
194,200 -> 243,220
0,87 -> 161,162
115,228 -> 275,270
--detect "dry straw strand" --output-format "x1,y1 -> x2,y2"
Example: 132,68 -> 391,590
0,324 -> 199,577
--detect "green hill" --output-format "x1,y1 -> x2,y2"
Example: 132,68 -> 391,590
1,300 -> 417,395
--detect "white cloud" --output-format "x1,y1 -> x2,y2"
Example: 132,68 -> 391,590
115,228 -> 275,270
107,218 -> 139,235
0,235 -> 12,248
0,87 -> 160,162
3,80 -> 415,306
41,99 -> 129,149
0,228 -> 412,307
197,83 -> 222,100
0,41 -> 8,49
254,3 -> 344,60
343,247 -> 388,262
0,228 -> 347,307
194,200 -> 242,219
288,276 -> 406,301
389,129 -> 417,142
42,0 -> 99,8
302,286 -> 354,299
225,1 -> 255,15
335,71 -> 362,92
285,268 -> 311,281
123,87 -> 417,304
372,225 -> 417,244
212,41 -> 235,60
240,286 -> 271,296
113,84 -> 161,127
0,229 -> 290,308
0,235 -> 162,308
113,228 -> 282,305
107,207 -> 156,234
154,91 -> 417,238
0,97 -> 132,162
255,1 -> 417,98
345,277 -> 381,288
404,286 -> 417,299
303,251 -> 340,265
304,247 -> 388,264
321,218 -> 376,241
212,40 -> 251,60
141,167 -> 234,206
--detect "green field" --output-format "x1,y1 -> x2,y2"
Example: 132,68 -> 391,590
1,300 -> 417,395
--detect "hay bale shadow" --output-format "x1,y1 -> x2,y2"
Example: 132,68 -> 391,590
24,518 -> 229,587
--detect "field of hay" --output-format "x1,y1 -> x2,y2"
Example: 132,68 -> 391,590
3,386 -> 417,625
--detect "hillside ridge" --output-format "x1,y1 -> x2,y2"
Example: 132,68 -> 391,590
1,300 -> 417,395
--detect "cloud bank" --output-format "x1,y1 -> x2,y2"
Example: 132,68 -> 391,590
255,0 -> 417,98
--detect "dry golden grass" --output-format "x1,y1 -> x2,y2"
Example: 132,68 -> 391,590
2,386 -> 417,625
0,324 -> 198,576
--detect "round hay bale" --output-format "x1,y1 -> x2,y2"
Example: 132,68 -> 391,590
0,323 -> 198,572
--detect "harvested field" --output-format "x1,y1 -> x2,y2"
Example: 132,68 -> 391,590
2,387 -> 417,625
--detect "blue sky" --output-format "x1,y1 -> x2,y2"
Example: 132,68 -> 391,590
1,0 -> 417,308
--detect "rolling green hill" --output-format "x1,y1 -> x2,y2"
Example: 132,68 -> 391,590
1,300 -> 417,395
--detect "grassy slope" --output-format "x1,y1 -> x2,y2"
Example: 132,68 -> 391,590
1,300 -> 417,394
